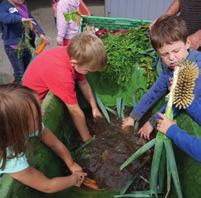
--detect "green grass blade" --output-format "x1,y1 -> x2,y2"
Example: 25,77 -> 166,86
120,175 -> 137,195
95,93 -> 111,123
150,133 -> 164,196
158,148 -> 166,193
165,151 -> 171,198
116,97 -> 122,118
120,138 -> 156,170
105,106 -> 117,115
164,140 -> 183,198
74,135 -> 95,155
114,191 -> 152,197
121,159 -> 151,195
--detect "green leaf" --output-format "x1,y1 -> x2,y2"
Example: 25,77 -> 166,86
95,93 -> 111,123
74,135 -> 95,155
150,133 -> 164,195
120,175 -> 137,195
120,138 -> 156,170
164,140 -> 183,198
158,148 -> 166,193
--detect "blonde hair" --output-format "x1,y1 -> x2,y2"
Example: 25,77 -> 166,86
68,32 -> 107,71
0,84 -> 42,169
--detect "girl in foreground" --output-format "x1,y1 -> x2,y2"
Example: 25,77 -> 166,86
0,84 -> 86,193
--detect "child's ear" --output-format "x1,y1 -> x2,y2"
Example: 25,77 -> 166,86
186,37 -> 191,49
70,59 -> 78,67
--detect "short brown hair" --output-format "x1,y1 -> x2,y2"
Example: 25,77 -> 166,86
0,84 -> 42,169
67,32 -> 107,71
150,15 -> 188,50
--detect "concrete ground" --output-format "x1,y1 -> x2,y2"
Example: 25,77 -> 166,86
0,0 -> 105,83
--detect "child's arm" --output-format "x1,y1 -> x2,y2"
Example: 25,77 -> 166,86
78,80 -> 102,118
66,103 -> 92,142
0,8 -> 29,24
27,9 -> 47,42
157,113 -> 201,162
149,0 -> 180,29
122,69 -> 170,129
10,167 -> 86,193
165,0 -> 180,16
40,127 -> 82,173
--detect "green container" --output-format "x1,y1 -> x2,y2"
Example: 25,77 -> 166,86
79,16 -> 150,31
80,16 -> 155,107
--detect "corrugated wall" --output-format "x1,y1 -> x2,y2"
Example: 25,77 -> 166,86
105,0 -> 172,20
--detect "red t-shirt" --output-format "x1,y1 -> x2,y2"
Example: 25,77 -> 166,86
23,47 -> 85,104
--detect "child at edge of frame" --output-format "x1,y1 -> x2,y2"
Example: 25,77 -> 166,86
122,15 -> 201,141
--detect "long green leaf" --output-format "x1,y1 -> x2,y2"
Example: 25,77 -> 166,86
120,175 -> 137,195
164,140 -> 183,198
158,148 -> 166,193
74,135 -> 95,155
105,106 -> 117,115
120,138 -> 156,170
165,150 -> 171,198
95,93 -> 111,123
150,133 -> 164,196
120,159 -> 148,195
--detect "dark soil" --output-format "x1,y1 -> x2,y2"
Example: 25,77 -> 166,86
76,114 -> 152,191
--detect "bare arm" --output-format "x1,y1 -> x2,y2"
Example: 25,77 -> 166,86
165,0 -> 180,16
78,80 -> 102,118
40,128 -> 82,173
78,80 -> 97,109
10,167 -> 86,193
66,103 -> 92,142
149,0 -> 180,29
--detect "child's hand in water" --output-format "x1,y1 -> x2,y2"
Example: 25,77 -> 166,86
138,121 -> 154,140
69,162 -> 83,173
122,116 -> 135,130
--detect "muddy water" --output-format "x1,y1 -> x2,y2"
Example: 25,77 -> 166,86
76,115 -> 152,191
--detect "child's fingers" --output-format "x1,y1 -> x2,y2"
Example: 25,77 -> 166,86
157,112 -> 165,120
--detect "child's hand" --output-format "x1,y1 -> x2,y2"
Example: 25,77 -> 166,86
21,17 -> 33,22
40,34 -> 49,44
92,107 -> 102,118
56,37 -> 63,46
156,113 -> 176,134
138,121 -> 153,140
69,162 -> 82,173
73,171 -> 87,187
122,116 -> 135,130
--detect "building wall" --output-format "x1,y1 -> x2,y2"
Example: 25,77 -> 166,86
105,0 -> 172,20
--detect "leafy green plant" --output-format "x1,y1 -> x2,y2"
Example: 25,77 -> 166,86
119,67 -> 183,198
100,26 -> 157,90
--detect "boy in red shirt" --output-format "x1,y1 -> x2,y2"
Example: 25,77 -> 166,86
23,32 -> 107,142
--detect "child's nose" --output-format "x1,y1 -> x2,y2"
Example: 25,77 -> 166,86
169,54 -> 175,61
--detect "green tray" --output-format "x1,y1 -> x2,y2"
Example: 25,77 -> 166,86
79,15 -> 150,31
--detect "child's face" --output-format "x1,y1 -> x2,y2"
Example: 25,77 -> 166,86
157,40 -> 190,69
70,60 -> 97,75
11,0 -> 25,6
